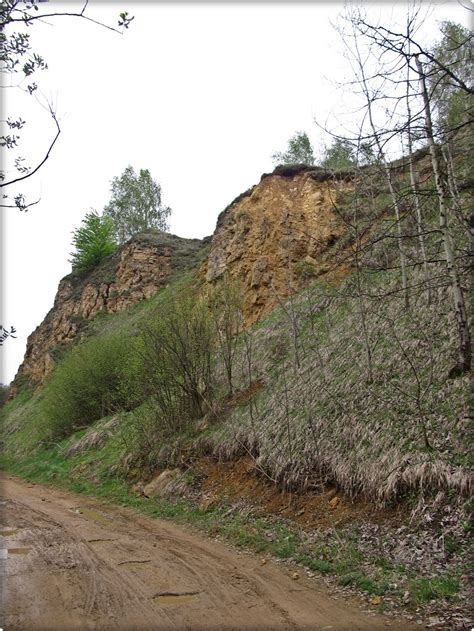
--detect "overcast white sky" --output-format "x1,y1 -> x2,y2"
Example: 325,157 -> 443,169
1,1 -> 471,384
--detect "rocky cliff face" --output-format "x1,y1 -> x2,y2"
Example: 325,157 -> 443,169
15,232 -> 207,387
15,166 -> 353,388
206,166 -> 352,323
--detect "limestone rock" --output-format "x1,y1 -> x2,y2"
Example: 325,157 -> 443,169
14,167 -> 354,390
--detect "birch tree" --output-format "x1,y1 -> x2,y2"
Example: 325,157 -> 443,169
416,55 -> 471,375
345,17 -> 410,307
104,167 -> 171,244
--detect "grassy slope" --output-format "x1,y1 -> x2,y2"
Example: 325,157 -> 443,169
0,406 -> 469,623
3,266 -> 471,498
207,267 -> 471,503
1,263 -> 471,619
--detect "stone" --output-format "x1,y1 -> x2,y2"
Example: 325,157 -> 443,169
199,496 -> 218,513
329,495 -> 340,509
142,469 -> 181,498
370,596 -> 384,606
132,483 -> 145,496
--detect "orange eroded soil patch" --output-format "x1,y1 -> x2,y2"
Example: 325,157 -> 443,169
195,456 -> 403,530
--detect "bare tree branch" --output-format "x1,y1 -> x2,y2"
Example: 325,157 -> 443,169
0,107 -> 60,188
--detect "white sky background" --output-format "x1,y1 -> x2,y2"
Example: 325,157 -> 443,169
1,1 -> 471,384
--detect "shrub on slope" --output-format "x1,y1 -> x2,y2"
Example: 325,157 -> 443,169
39,333 -> 131,439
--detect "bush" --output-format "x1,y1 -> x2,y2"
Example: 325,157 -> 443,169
40,333 -> 131,439
138,292 -> 215,419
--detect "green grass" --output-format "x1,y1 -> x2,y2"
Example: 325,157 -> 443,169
410,576 -> 460,603
0,150 -> 470,628
5,244 -> 471,503
296,555 -> 333,574
338,573 -> 387,596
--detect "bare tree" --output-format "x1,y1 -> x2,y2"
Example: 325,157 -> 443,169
208,275 -> 244,396
339,8 -> 472,375
404,48 -> 431,303
415,54 -> 471,375
344,18 -> 410,307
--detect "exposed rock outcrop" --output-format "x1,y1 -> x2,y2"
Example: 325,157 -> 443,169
206,167 -> 351,323
14,231 -> 207,388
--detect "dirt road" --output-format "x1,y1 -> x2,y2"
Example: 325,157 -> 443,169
0,475 -> 420,631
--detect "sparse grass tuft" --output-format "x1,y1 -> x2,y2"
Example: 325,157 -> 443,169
297,555 -> 333,574
410,576 -> 460,603
338,573 -> 386,596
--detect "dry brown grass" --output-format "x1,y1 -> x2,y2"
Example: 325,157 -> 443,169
63,416 -> 121,457
204,265 -> 472,505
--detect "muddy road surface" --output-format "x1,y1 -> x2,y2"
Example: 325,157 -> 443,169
0,475 -> 420,631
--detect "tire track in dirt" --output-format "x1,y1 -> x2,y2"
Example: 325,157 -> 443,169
0,475 -> 423,630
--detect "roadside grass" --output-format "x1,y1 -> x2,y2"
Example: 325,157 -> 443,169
410,576 -> 461,603
338,573 -> 387,596
0,264 -> 468,621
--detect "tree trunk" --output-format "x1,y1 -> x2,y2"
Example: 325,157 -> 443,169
416,55 -> 471,375
352,34 -> 409,308
405,79 -> 431,303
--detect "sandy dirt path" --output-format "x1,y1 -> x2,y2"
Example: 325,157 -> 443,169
0,475 -> 421,631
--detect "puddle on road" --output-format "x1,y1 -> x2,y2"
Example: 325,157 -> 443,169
8,547 -> 31,555
70,507 -> 110,524
0,528 -> 21,537
153,592 -> 199,606
0,547 -> 31,558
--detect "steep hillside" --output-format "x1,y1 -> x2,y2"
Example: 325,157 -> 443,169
14,167 -> 355,388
